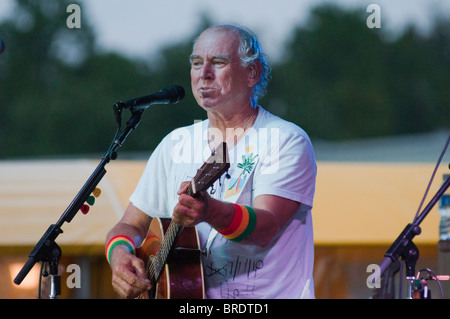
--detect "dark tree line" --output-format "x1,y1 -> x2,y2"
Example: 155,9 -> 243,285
0,1 -> 448,158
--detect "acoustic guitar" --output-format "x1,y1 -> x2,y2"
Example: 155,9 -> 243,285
136,142 -> 230,299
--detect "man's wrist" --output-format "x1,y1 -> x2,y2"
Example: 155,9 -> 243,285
105,235 -> 136,264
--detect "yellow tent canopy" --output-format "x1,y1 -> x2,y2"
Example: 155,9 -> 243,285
0,159 -> 446,255
0,159 -> 144,255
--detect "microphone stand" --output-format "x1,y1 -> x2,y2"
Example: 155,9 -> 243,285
13,106 -> 144,298
375,173 -> 450,299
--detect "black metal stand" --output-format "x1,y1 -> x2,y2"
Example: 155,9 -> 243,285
374,174 -> 450,299
13,108 -> 144,298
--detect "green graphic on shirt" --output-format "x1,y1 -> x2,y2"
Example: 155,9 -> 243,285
225,151 -> 258,199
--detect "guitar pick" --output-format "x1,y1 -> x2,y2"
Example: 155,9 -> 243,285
80,204 -> 90,215
86,195 -> 95,206
92,187 -> 101,198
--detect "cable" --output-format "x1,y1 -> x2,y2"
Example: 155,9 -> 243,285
38,262 -> 47,299
416,268 -> 445,299
413,134 -> 450,223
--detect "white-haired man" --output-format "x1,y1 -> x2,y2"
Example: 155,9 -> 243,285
105,24 -> 317,299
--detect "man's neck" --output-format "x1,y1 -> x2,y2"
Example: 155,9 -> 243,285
207,105 -> 258,150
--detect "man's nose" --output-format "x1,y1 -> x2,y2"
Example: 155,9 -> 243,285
200,62 -> 214,79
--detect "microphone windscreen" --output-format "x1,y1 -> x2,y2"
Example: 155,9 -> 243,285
165,85 -> 185,104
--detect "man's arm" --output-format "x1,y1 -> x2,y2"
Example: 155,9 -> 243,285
105,202 -> 153,298
172,183 -> 300,247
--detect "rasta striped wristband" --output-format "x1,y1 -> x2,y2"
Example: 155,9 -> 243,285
218,204 -> 257,242
105,235 -> 136,264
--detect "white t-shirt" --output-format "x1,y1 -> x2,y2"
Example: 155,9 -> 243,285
130,106 -> 317,299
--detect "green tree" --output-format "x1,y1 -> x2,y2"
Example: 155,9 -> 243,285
0,2 -> 448,158
266,4 -> 449,140
267,5 -> 395,140
0,0 -> 96,157
0,2 -> 213,158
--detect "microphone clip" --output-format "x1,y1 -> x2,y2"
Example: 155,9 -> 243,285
113,102 -> 124,130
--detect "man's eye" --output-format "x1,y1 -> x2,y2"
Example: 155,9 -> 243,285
191,60 -> 202,68
214,60 -> 226,65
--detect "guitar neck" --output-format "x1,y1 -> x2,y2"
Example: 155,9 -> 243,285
149,184 -> 194,284
150,222 -> 184,284
147,142 -> 229,285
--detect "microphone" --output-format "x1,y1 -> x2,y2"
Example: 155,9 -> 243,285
116,85 -> 185,112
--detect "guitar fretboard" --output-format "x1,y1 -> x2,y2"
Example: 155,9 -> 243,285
144,142 -> 229,289
147,183 -> 194,284
149,223 -> 184,284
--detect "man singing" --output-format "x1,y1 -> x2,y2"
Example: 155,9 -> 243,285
105,24 -> 317,299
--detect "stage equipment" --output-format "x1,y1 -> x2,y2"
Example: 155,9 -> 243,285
373,134 -> 450,299
13,85 -> 185,298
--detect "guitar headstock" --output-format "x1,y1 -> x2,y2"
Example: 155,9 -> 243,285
189,142 -> 230,195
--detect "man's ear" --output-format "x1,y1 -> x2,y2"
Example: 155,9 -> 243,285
248,61 -> 262,87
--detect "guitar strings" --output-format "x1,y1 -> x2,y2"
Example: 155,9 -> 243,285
146,157 -> 224,288
147,183 -> 194,284
146,221 -> 181,285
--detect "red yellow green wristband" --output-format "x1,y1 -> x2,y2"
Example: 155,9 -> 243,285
105,235 -> 136,264
219,204 -> 243,236
218,204 -> 257,242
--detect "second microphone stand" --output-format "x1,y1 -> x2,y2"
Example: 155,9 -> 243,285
375,172 -> 450,299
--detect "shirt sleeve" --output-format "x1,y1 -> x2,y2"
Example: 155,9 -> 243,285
253,125 -> 317,210
129,135 -> 173,218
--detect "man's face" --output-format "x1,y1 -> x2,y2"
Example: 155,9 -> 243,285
190,29 -> 254,112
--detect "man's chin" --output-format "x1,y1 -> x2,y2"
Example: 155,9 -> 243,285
198,98 -> 220,110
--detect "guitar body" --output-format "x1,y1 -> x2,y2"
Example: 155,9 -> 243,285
136,217 -> 205,299
135,142 -> 229,300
